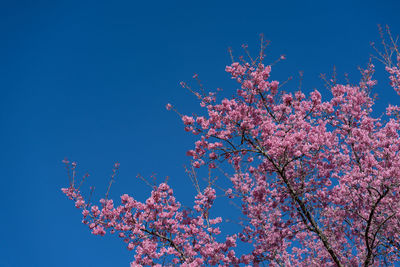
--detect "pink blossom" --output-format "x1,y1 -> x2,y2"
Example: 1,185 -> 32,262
182,115 -> 195,125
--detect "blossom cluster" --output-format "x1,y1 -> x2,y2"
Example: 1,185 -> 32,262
62,170 -> 240,266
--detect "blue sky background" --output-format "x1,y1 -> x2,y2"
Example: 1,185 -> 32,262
1,0 -> 400,266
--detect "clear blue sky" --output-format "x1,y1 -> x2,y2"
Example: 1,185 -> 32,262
1,1 -> 399,266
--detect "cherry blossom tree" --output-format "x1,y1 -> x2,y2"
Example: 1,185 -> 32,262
63,28 -> 400,266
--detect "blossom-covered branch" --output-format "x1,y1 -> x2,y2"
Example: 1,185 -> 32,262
63,28 -> 400,266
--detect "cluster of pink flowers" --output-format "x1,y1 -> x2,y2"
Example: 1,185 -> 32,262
386,57 -> 400,95
63,34 -> 400,266
62,170 -> 239,266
